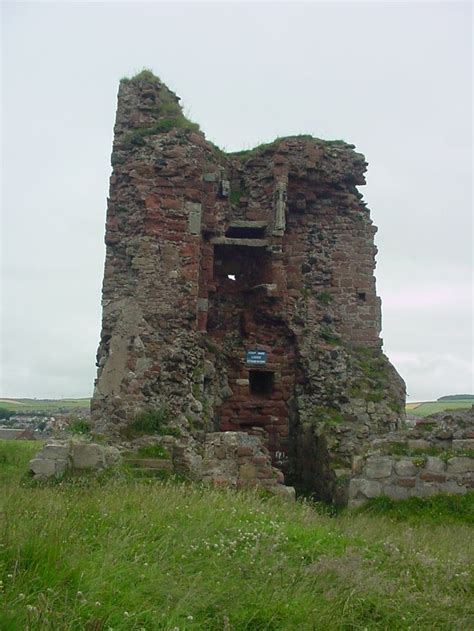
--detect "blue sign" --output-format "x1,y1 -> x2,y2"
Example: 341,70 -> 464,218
246,350 -> 267,365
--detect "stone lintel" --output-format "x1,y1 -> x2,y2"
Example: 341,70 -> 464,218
210,237 -> 269,247
229,220 -> 268,229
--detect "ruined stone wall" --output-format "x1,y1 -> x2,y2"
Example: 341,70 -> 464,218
349,407 -> 474,506
92,71 -> 405,502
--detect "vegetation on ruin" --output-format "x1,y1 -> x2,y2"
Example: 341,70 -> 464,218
68,419 -> 91,435
122,116 -> 200,150
319,325 -> 341,346
311,406 -> 345,428
227,135 -> 350,162
120,68 -> 162,84
120,408 -> 181,439
347,345 -> 402,409
128,444 -> 170,460
316,291 -> 333,305
1,440 -> 473,629
383,441 -> 474,461
359,493 -> 474,525
229,189 -> 243,205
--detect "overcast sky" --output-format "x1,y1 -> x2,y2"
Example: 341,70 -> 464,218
1,1 -> 472,401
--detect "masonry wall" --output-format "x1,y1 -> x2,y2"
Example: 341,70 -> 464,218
92,72 -> 405,501
349,407 -> 474,506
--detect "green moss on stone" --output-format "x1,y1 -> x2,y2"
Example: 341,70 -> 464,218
121,68 -> 161,84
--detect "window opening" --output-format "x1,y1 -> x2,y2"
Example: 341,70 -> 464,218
249,371 -> 274,396
225,226 -> 266,239
357,292 -> 367,302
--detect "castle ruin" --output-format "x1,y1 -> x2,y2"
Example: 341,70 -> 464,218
91,71 -> 406,502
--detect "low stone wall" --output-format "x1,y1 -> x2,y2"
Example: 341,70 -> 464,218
0,428 -> 37,440
28,432 -> 295,499
29,441 -> 121,479
348,407 -> 474,507
349,454 -> 473,507
174,431 -> 295,499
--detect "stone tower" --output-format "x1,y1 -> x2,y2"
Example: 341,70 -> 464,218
92,70 -> 405,501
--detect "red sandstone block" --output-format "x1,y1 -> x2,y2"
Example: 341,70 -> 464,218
420,472 -> 446,483
252,456 -> 268,466
184,188 -> 201,201
396,478 -> 416,488
237,446 -> 254,457
197,312 -> 207,331
180,244 -> 196,257
181,267 -> 198,281
256,467 -> 274,479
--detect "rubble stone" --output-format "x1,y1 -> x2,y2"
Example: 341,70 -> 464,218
28,440 -> 122,480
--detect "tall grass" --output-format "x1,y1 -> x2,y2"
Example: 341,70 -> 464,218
1,441 -> 473,629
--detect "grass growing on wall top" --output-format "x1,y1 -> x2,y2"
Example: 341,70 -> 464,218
120,68 -> 161,84
1,440 -> 473,629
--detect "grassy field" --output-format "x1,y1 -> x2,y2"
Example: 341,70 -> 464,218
407,400 -> 473,417
1,397 -> 472,418
0,398 -> 90,413
0,441 -> 473,630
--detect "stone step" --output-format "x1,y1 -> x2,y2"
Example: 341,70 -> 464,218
131,468 -> 171,478
124,458 -> 173,470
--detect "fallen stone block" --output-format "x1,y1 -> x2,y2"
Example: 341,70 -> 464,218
70,443 -> 106,470
394,459 -> 417,477
30,458 -> 56,477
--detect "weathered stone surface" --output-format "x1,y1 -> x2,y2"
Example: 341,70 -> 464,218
29,458 -> 56,477
240,463 -> 258,480
407,439 -> 431,451
347,407 -> 474,506
40,443 -> 70,460
383,485 -> 410,500
174,431 -> 294,498
70,443 -> 106,469
348,478 -> 381,499
104,446 -> 121,467
394,459 -> 417,477
425,457 -> 446,473
419,471 -> 446,483
365,457 -> 393,479
440,480 -> 467,494
397,477 -> 416,487
452,439 -> 474,451
28,441 -> 122,480
447,457 -> 474,474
